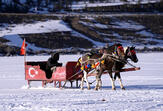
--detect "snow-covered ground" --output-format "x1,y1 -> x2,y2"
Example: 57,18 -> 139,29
0,53 -> 163,111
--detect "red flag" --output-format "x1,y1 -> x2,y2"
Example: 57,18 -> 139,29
20,39 -> 27,55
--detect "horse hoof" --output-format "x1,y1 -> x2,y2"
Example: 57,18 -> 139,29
122,87 -> 125,90
80,88 -> 84,90
112,88 -> 116,90
87,87 -> 91,90
94,87 -> 98,91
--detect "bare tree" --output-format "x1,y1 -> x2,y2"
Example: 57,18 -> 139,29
46,0 -> 49,6
0,0 -> 2,9
37,0 -> 42,8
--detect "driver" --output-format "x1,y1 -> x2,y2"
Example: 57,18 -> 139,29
45,52 -> 62,79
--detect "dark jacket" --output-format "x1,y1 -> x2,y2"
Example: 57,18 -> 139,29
45,53 -> 62,79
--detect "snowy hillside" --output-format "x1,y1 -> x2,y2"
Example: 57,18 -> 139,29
0,19 -> 105,52
0,13 -> 163,56
0,53 -> 163,111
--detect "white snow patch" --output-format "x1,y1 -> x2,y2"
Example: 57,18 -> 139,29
79,21 -> 108,29
111,20 -> 145,30
71,0 -> 160,10
3,35 -> 47,51
137,30 -> 154,37
0,20 -> 72,37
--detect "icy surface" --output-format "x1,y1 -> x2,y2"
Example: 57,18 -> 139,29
0,53 -> 163,111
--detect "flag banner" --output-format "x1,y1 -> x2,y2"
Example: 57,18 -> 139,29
20,39 -> 27,55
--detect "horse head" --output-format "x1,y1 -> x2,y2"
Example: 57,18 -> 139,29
125,46 -> 138,63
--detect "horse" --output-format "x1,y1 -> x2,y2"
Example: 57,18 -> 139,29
77,44 -> 126,90
76,52 -> 103,90
94,46 -> 138,90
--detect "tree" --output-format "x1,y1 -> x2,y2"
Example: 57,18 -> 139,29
0,0 -> 2,9
37,0 -> 42,8
45,0 -> 49,6
65,0 -> 73,10
53,0 -> 63,11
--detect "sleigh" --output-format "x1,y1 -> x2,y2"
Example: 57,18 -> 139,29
25,61 -> 140,88
25,61 -> 83,88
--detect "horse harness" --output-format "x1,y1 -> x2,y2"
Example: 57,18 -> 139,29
78,46 -> 136,72
113,45 -> 124,59
79,56 -> 105,71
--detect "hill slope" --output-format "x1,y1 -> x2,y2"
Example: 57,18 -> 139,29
0,13 -> 163,55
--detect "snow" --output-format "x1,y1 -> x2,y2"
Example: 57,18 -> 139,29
79,21 -> 108,29
0,53 -> 163,111
0,20 -> 72,37
137,30 -> 154,37
1,19 -> 105,49
0,15 -> 163,50
72,2 -> 124,10
71,0 -> 160,10
3,35 -> 47,51
111,20 -> 145,30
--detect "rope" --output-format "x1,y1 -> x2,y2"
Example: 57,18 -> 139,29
126,61 -> 137,68
102,53 -> 137,68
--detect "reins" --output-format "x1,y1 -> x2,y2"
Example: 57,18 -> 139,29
80,52 -> 137,70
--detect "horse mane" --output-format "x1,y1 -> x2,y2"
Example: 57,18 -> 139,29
123,47 -> 128,53
104,43 -> 123,54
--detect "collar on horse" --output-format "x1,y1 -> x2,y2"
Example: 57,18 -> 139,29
113,44 -> 124,57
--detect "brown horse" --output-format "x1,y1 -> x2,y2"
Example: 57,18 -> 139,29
95,46 -> 138,90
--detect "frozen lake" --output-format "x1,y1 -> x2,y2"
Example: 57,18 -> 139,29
0,53 -> 163,111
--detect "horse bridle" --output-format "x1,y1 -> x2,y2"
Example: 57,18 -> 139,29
126,47 -> 136,60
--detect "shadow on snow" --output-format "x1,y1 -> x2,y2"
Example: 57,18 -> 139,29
101,85 -> 163,90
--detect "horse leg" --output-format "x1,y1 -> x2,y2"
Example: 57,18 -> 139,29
114,73 -> 117,81
83,70 -> 90,90
94,69 -> 103,90
80,77 -> 84,90
116,72 -> 125,90
94,76 -> 100,90
109,72 -> 116,90
98,78 -> 102,89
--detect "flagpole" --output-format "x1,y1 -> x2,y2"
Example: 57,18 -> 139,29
20,38 -> 27,80
24,38 -> 26,80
